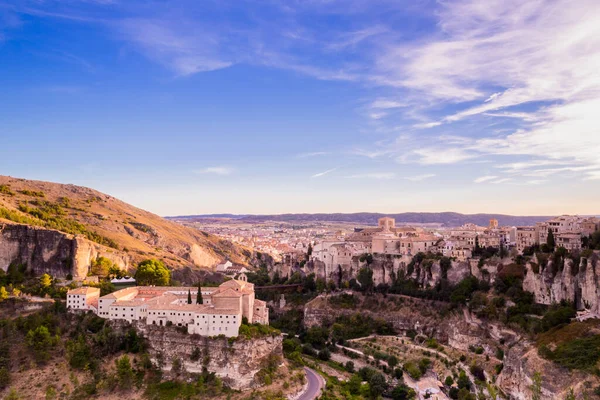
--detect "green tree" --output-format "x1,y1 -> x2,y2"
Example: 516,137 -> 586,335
40,274 -> 52,289
108,265 -> 125,278
134,259 -> 170,286
90,256 -> 115,276
316,277 -> 326,293
115,355 -> 134,389
187,289 -> 192,304
196,286 -> 203,304
547,230 -> 556,250
531,372 -> 542,400
391,384 -> 416,400
307,243 -> 313,257
357,267 -> 374,292
26,326 -> 56,363
347,374 -> 362,395
369,372 -> 388,399
0,286 -> 8,301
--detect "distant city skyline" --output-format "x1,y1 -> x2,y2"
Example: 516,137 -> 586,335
1,0 -> 599,216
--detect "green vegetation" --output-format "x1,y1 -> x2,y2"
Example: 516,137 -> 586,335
135,259 -> 171,286
18,189 -> 45,198
0,184 -> 15,196
1,200 -> 119,249
238,322 -> 281,339
90,256 -> 117,277
540,335 -> 600,371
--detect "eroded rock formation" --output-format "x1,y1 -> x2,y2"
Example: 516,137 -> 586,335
0,222 -> 131,279
131,322 -> 282,390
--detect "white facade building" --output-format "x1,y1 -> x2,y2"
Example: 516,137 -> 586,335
67,275 -> 268,338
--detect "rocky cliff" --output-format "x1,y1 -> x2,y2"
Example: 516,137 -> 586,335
0,175 -> 253,276
302,254 -> 471,287
523,253 -> 600,314
0,222 -> 131,279
130,322 -> 282,390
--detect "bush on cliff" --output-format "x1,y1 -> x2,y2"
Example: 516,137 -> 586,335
237,322 -> 280,339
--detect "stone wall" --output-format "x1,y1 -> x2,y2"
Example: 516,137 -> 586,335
0,222 -> 131,279
131,322 -> 282,390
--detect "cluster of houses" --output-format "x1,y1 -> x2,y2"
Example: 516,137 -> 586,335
516,215 -> 599,253
66,274 -> 269,338
308,217 -> 513,271
305,215 -> 600,274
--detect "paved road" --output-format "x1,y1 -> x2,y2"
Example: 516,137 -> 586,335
296,367 -> 324,400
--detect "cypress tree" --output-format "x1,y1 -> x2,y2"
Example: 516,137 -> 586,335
196,286 -> 203,304
547,229 -> 556,250
187,289 -> 192,304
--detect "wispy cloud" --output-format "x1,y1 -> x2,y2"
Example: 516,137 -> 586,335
474,176 -> 498,184
404,174 -> 436,182
296,151 -> 330,158
311,167 -> 338,178
347,172 -> 396,180
117,18 -> 233,76
194,166 -> 234,175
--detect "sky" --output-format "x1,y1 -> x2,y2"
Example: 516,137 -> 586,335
1,0 -> 600,216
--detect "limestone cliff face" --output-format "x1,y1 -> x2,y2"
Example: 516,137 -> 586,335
497,341 -> 590,399
301,255 -> 470,288
132,323 -> 282,390
522,254 -> 600,313
0,222 -> 131,279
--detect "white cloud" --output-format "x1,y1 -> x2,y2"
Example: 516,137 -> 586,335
369,99 -> 406,109
368,112 -> 387,120
117,18 -> 233,76
296,151 -> 330,158
347,172 -> 396,180
490,178 -> 512,184
584,171 -> 600,181
474,176 -> 498,183
194,166 -> 234,175
413,121 -> 442,129
311,167 -> 338,178
404,174 -> 436,182
412,147 -> 475,165
370,0 -> 600,179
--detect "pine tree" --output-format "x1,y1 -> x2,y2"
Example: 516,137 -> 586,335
187,289 -> 192,304
196,286 -> 203,304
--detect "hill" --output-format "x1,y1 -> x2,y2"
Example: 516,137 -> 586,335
170,212 -> 554,227
0,176 -> 252,275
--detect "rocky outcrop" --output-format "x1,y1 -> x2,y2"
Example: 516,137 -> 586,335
522,253 -> 600,313
131,322 -> 282,390
0,222 -> 131,279
301,255 -> 470,288
497,341 -> 590,399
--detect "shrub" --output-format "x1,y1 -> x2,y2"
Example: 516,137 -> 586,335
404,362 -> 422,380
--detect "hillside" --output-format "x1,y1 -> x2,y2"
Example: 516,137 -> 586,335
170,212 -> 555,227
0,176 -> 252,273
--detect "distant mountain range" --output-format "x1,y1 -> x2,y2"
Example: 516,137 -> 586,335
168,212 -> 557,227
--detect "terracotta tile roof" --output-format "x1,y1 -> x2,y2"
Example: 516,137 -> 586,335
67,287 -> 101,296
212,288 -> 243,298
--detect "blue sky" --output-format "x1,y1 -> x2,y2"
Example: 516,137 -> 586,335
1,0 -> 599,216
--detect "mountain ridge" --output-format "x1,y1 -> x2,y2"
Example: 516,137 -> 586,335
168,212 -> 557,227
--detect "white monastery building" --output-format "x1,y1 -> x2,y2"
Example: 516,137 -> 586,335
67,274 -> 268,338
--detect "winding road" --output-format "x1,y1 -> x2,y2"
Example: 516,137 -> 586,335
296,367 -> 325,400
